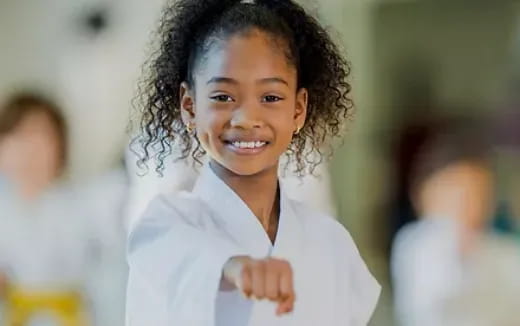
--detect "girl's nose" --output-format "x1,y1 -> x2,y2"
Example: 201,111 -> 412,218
230,104 -> 263,129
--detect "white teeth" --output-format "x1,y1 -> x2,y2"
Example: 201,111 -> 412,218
230,141 -> 266,149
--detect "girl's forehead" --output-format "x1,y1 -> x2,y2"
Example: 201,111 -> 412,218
195,30 -> 297,85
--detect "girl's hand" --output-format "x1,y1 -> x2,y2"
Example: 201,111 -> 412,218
223,256 -> 295,316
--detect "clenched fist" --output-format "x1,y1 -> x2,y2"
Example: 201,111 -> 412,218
222,256 -> 295,316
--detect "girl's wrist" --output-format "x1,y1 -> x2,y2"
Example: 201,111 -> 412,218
221,255 -> 251,290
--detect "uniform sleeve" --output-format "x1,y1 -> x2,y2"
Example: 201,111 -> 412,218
333,223 -> 381,326
125,196 -> 247,326
125,266 -> 169,326
346,238 -> 381,325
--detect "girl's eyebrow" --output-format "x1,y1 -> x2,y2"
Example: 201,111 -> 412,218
206,77 -> 238,85
206,76 -> 289,86
257,77 -> 288,86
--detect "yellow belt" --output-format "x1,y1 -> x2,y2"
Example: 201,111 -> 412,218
4,286 -> 88,326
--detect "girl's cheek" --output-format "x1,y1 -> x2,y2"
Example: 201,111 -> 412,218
207,111 -> 230,133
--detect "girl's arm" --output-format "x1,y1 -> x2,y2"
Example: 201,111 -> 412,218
126,267 -> 169,326
125,196 -> 246,326
331,221 -> 381,325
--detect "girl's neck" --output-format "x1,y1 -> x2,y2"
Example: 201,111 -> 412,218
210,160 -> 280,242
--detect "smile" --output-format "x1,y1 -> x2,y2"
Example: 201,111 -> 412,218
223,140 -> 269,155
230,141 -> 266,149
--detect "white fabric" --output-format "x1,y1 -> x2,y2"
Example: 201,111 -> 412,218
0,188 -> 90,290
0,170 -> 128,326
0,170 -> 127,290
391,218 -> 462,326
392,217 -> 520,326
126,164 -> 380,326
124,148 -> 336,232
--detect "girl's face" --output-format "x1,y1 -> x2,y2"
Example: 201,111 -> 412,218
0,111 -> 62,198
180,29 -> 307,176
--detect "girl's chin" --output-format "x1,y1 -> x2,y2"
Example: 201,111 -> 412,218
210,158 -> 278,177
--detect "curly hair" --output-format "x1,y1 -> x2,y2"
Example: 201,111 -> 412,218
135,0 -> 352,175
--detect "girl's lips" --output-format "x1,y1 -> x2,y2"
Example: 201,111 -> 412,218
223,140 -> 269,155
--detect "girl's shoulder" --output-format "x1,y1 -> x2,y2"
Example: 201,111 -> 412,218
286,198 -> 374,271
127,191 -> 212,250
287,197 -> 352,244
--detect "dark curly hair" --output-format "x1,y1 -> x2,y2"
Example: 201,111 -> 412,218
135,0 -> 352,175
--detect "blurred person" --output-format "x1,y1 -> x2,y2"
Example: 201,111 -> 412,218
391,125 -> 520,326
0,93 -> 90,326
0,93 -> 128,326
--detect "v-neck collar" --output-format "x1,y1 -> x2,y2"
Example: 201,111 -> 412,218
192,164 -> 304,260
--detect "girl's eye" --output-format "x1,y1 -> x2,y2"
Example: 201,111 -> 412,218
262,95 -> 283,103
210,94 -> 234,102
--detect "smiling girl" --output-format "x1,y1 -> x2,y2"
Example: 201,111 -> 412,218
126,0 -> 380,325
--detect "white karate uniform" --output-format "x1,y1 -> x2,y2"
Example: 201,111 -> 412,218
0,170 -> 128,326
126,164 -> 380,326
125,147 -> 336,232
392,217 -> 520,326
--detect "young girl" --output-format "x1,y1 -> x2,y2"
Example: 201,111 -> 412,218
0,94 -> 128,326
126,0 -> 380,325
0,93 -> 88,326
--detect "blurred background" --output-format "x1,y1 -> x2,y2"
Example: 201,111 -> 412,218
1,0 -> 520,325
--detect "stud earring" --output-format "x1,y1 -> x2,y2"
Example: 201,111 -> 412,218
186,121 -> 195,134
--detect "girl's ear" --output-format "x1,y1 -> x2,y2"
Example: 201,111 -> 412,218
180,82 -> 195,125
295,87 -> 308,132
